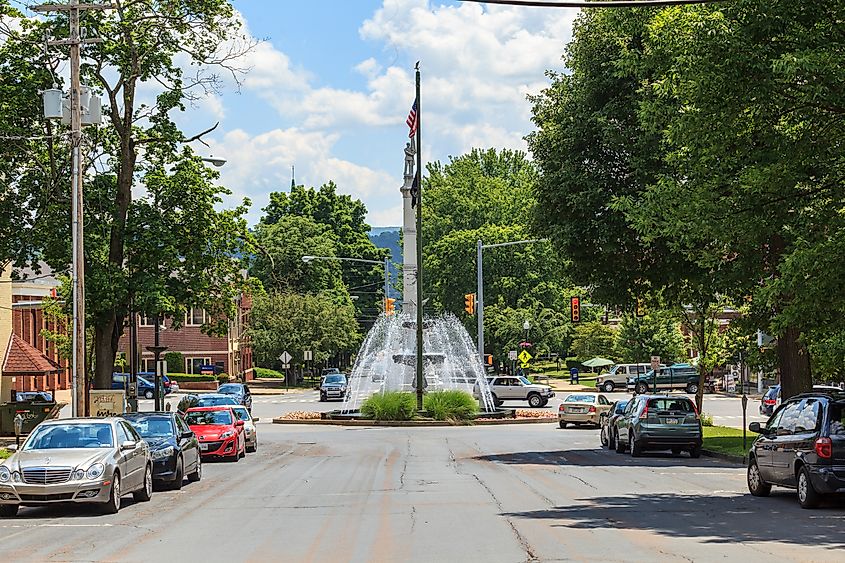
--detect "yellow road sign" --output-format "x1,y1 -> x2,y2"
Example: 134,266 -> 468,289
518,350 -> 532,364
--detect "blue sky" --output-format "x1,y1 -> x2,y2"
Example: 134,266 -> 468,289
175,1 -> 579,226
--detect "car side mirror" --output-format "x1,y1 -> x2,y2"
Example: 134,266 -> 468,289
6,444 -> 18,452
252,417 -> 260,422
120,440 -> 137,451
748,422 -> 763,434
181,431 -> 194,439
235,420 -> 245,427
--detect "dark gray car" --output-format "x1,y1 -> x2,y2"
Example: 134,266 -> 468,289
320,374 -> 348,402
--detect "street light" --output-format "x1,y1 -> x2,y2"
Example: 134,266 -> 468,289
301,255 -> 391,309
201,156 -> 227,167
523,320 -> 531,343
476,239 -> 547,365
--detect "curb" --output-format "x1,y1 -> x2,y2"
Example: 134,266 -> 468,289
272,417 -> 558,427
701,449 -> 746,465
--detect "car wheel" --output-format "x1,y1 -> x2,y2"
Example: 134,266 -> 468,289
187,456 -> 202,483
100,473 -> 121,514
540,399 -> 549,408
603,381 -> 615,393
230,450 -> 240,462
145,390 -> 154,400
671,447 -> 682,456
600,426 -> 608,446
615,433 -> 626,453
0,504 -> 18,518
608,430 -> 616,451
797,465 -> 821,509
559,421 -> 566,429
635,382 -> 649,394
747,458 -> 771,497
319,394 -> 326,402
689,446 -> 701,459
527,393 -> 543,408
686,382 -> 699,394
134,465 -> 153,502
169,457 -> 184,491
630,432 -> 643,457
491,394 -> 503,408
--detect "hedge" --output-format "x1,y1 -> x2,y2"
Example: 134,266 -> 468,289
167,373 -> 217,383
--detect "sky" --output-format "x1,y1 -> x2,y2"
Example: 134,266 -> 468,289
173,1 -> 580,227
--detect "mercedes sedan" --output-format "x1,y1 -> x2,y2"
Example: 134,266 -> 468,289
0,418 -> 152,517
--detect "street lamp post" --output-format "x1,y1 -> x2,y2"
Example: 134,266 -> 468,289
146,315 -> 168,412
301,255 -> 390,307
476,239 -> 546,366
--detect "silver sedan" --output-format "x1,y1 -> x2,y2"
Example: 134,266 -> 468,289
0,417 -> 153,517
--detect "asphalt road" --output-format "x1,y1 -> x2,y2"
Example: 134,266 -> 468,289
2,423 -> 842,562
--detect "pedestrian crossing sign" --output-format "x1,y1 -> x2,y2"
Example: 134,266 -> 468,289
518,350 -> 532,365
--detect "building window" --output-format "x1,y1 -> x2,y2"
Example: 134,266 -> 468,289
141,358 -> 157,373
139,315 -> 155,327
187,357 -> 212,374
185,308 -> 207,326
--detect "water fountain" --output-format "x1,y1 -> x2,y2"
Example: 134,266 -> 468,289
340,312 -> 497,414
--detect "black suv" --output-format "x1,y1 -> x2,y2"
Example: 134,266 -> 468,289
747,391 -> 845,508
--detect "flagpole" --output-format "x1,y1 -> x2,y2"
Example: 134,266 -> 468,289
414,63 -> 424,412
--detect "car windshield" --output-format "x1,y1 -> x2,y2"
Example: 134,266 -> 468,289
565,394 -> 595,403
186,410 -> 232,425
231,407 -> 250,422
126,416 -> 174,438
218,384 -> 242,394
325,375 -> 346,384
25,423 -> 114,450
647,398 -> 695,412
198,396 -> 237,407
518,376 -> 533,386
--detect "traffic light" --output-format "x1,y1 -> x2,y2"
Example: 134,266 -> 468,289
570,296 -> 581,323
485,354 -> 493,366
635,298 -> 645,318
384,297 -> 396,316
464,293 -> 476,315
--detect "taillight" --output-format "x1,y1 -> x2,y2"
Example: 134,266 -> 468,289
558,404 -> 564,411
588,406 -> 596,413
764,399 -> 776,405
690,401 -> 700,419
639,404 -> 649,419
815,437 -> 833,459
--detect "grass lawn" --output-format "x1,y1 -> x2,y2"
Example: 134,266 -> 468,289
0,448 -> 10,460
703,425 -> 757,459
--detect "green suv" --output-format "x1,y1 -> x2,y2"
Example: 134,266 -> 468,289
614,395 -> 703,458
626,363 -> 704,395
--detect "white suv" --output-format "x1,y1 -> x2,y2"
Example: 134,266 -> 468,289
595,363 -> 664,392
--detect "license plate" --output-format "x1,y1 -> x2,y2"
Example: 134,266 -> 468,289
570,408 -> 584,413
665,418 -> 679,424
200,443 -> 209,451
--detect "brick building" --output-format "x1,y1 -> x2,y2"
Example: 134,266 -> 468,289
117,295 -> 253,379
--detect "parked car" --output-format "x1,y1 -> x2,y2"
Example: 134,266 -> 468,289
122,412 -> 202,489
484,376 -> 555,408
185,407 -> 245,462
759,384 -> 842,416
176,393 -> 238,414
595,364 -> 662,393
112,373 -> 171,399
320,373 -> 348,402
626,364 -> 711,395
230,406 -> 258,453
614,395 -> 702,457
558,393 -> 612,428
321,368 -> 341,377
747,390 -> 845,508
217,383 -> 253,412
602,400 -> 629,449
0,418 -> 152,517
139,372 -> 173,395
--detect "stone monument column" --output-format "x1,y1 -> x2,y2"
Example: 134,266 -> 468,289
400,140 -> 417,316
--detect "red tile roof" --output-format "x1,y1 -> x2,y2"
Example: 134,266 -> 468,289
2,334 -> 61,376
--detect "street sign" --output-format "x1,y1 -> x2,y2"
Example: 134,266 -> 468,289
508,350 -> 518,361
303,350 -> 313,361
518,350 -> 532,365
279,351 -> 292,364
281,363 -> 290,370
650,356 -> 661,371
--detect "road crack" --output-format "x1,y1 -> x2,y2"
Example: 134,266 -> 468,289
470,473 -> 539,563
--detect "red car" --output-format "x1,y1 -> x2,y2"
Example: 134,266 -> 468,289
185,406 -> 246,462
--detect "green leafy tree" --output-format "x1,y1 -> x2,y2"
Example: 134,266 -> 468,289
570,321 -> 619,363
616,313 -> 685,366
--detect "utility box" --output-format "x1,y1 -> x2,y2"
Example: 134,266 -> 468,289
42,88 -> 64,119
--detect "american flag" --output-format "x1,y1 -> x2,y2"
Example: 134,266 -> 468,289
406,99 -> 418,138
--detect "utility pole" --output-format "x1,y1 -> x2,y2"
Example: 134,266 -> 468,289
34,1 -> 112,417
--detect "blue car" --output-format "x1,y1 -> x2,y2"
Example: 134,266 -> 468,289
112,373 -> 172,399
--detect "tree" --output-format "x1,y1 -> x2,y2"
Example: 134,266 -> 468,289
570,322 -> 619,363
249,291 -> 360,369
0,2 -> 257,387
616,313 -> 685,366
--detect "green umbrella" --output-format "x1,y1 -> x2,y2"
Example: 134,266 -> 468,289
582,357 -> 615,368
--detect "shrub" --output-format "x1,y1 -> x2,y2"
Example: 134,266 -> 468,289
701,413 -> 714,427
254,367 -> 285,379
423,390 -> 478,421
167,373 -> 216,383
164,352 -> 185,373
0,448 -> 10,460
217,373 -> 230,384
360,392 -> 417,421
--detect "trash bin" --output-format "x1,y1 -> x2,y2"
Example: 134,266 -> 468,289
0,400 -> 61,437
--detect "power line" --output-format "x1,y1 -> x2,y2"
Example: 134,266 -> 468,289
461,0 -> 727,7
